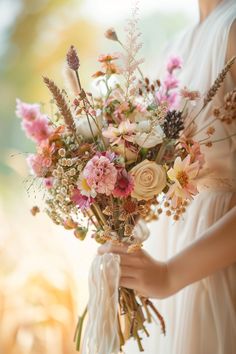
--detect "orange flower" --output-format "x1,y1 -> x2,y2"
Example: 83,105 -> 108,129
98,54 -> 119,63
92,70 -> 105,78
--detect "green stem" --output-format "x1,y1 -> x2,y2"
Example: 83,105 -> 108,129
74,306 -> 88,351
75,70 -> 97,144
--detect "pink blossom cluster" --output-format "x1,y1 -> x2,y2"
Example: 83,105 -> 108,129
156,56 -> 182,109
16,99 -> 53,144
83,155 -> 118,196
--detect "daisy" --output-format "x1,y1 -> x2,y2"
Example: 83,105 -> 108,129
167,155 -> 199,207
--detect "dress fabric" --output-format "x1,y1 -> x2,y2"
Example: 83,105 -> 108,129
124,1 -> 236,353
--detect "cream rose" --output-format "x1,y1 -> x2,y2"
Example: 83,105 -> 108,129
76,115 -> 100,140
130,159 -> 166,201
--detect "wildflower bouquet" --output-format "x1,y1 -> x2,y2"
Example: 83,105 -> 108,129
16,6 -> 236,353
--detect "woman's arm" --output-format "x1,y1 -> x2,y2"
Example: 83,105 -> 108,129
98,205 -> 236,299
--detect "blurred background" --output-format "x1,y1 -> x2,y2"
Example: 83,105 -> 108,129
0,0 -> 198,353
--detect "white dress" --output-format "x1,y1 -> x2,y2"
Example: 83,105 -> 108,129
125,1 -> 236,353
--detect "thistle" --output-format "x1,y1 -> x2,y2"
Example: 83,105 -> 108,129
163,110 -> 184,139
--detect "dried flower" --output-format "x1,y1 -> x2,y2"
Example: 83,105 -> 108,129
163,110 -> 184,139
180,87 -> 200,101
71,188 -> 94,210
30,206 -> 40,216
112,169 -> 134,198
203,56 -> 236,106
103,120 -> 136,145
167,155 -> 199,207
43,76 -> 76,133
92,70 -> 105,78
131,160 -> 167,201
83,155 -> 118,196
105,28 -> 119,41
66,45 -> 80,71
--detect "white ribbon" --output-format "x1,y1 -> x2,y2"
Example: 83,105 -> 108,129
82,253 -> 121,354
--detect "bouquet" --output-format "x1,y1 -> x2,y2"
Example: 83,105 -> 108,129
16,6 -> 236,353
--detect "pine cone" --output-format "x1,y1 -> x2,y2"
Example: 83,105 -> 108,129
163,110 -> 184,139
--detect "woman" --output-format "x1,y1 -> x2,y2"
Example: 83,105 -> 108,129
99,0 -> 236,353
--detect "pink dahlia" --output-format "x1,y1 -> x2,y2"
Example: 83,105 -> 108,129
71,188 -> 93,210
83,155 -> 118,196
113,169 -> 134,198
16,99 -> 41,121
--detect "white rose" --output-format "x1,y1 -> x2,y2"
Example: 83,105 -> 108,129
135,126 -> 164,148
136,120 -> 151,133
76,115 -> 100,140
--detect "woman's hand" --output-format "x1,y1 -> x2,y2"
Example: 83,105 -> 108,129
98,243 -> 171,299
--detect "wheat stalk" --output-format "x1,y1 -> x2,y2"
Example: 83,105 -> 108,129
203,56 -> 236,106
43,76 -> 76,133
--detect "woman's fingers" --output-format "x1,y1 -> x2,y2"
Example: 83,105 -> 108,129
120,276 -> 137,290
120,265 -> 135,278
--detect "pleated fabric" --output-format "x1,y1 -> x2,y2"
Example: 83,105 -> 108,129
125,1 -> 236,353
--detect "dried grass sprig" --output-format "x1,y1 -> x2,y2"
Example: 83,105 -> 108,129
67,45 -> 80,71
183,56 -> 236,135
203,56 -> 236,106
43,76 -> 76,133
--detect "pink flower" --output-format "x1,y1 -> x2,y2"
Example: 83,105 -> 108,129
27,154 -> 49,177
180,87 -> 201,101
113,169 -> 134,198
44,177 -> 54,189
181,141 -> 205,168
16,99 -> 41,121
164,74 -> 179,90
27,142 -> 55,177
83,155 -> 118,196
166,56 -> 182,74
71,188 -> 93,210
167,155 -> 199,207
156,90 -> 180,110
22,115 -> 53,143
102,120 -> 136,145
114,102 -> 130,121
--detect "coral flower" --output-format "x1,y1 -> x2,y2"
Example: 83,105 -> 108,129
98,54 -> 119,63
113,169 -> 134,198
167,155 -> 199,207
103,120 -> 136,145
